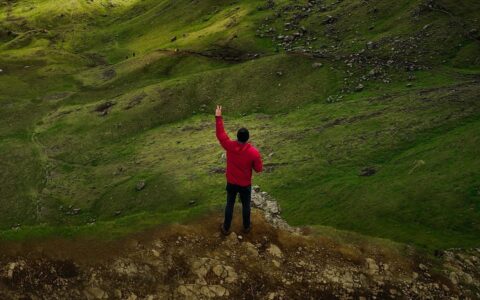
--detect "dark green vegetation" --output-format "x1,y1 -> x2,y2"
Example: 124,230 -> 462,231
0,0 -> 479,249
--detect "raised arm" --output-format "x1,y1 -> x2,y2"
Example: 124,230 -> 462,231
215,105 -> 235,150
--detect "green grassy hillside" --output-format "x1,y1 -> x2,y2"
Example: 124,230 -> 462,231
0,0 -> 479,249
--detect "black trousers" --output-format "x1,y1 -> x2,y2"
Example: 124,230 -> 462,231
223,183 -> 251,231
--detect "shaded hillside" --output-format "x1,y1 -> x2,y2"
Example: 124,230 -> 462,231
0,0 -> 479,249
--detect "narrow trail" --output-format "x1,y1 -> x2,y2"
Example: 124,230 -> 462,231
30,130 -> 50,223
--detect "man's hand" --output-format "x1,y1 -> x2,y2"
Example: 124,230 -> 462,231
216,105 -> 222,117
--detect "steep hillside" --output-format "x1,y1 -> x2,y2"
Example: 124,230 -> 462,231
0,0 -> 479,250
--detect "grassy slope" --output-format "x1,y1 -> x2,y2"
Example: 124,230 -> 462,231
0,0 -> 479,249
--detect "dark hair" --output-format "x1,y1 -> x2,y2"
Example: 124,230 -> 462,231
237,128 -> 249,143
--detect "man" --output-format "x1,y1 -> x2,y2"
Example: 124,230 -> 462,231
215,105 -> 263,235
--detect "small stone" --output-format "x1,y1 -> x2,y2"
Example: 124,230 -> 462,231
83,287 -> 108,300
243,242 -> 259,256
267,244 -> 283,258
365,258 -> 379,275
449,272 -> 459,285
212,265 -> 225,277
418,263 -> 428,271
312,62 -> 323,69
359,166 -> 376,176
412,272 -> 419,280
136,180 -> 146,191
355,83 -> 364,92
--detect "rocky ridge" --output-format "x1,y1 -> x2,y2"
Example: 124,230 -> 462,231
0,187 -> 479,299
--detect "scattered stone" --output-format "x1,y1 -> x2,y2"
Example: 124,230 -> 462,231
355,83 -> 365,92
94,100 -> 116,116
102,68 -> 116,80
267,244 -> 283,258
365,258 -> 379,275
209,166 -> 225,174
83,287 -> 108,300
359,167 -> 376,176
419,263 -> 428,271
135,180 -> 146,191
312,62 -> 323,69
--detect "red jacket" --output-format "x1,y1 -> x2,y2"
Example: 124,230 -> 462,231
216,116 -> 263,186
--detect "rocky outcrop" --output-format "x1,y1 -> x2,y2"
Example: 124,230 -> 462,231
1,212 -> 479,299
251,186 -> 300,233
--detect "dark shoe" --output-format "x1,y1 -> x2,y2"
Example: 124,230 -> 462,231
220,224 -> 231,236
242,226 -> 251,234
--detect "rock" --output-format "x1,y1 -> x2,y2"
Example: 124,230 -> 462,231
171,36 -> 177,42
243,242 -> 259,257
189,200 -> 196,206
94,100 -> 116,115
265,200 -> 280,214
449,271 -> 459,285
0,69 -> 3,73
365,258 -> 379,275
272,259 -> 281,268
209,285 -> 229,297
113,259 -> 139,276
151,249 -> 160,257
359,167 -> 376,176
102,68 -> 116,80
210,166 -> 225,174
267,244 -> 283,258
412,272 -> 419,280
225,232 -> 239,246
463,273 -> 473,284
355,83 -> 365,92
83,287 -> 108,300
135,180 -> 146,191
7,262 -> 18,279
126,293 -> 137,300
366,41 -> 376,50
312,62 -> 323,69
419,264 -> 428,271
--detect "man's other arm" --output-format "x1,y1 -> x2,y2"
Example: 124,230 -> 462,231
253,151 -> 263,173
